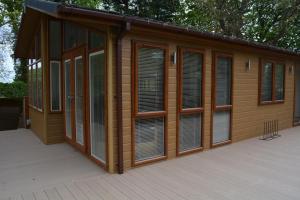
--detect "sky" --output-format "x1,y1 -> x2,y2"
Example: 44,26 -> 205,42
0,24 -> 15,83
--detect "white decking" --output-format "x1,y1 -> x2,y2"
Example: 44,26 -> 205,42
1,127 -> 300,200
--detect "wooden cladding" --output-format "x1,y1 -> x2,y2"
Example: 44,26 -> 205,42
131,41 -> 168,166
176,48 -> 205,155
211,52 -> 233,147
259,59 -> 286,105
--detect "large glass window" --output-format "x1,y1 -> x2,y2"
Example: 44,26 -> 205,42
137,47 -> 164,112
178,49 -> 203,154
37,62 -> 43,110
50,61 -> 61,111
32,64 -> 37,107
64,22 -> 87,50
75,56 -> 84,145
64,60 -> 72,139
261,62 -> 273,102
260,60 -> 285,104
89,50 -> 106,163
89,32 -> 105,50
27,24 -> 42,111
133,43 -> 167,164
49,20 -> 61,60
28,64 -> 32,105
216,57 -> 232,105
212,54 -> 232,145
275,64 -> 285,101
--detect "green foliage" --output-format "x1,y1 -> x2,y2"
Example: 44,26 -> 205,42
0,81 -> 27,98
179,0 -> 300,51
49,0 -> 101,8
244,0 -> 300,50
0,0 -> 23,40
103,0 -> 181,22
14,58 -> 27,82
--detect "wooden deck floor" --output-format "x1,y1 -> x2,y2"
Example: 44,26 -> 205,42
1,127 -> 300,200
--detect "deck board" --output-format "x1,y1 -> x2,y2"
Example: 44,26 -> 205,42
1,128 -> 300,200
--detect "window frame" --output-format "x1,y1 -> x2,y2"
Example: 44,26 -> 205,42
87,31 -> 108,169
49,60 -> 62,112
28,59 -> 43,112
176,47 -> 205,156
131,41 -> 169,166
211,52 -> 233,148
36,62 -> 43,112
259,59 -> 286,105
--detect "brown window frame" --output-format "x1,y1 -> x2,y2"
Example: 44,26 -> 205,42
176,47 -> 205,156
28,59 -> 43,112
211,52 -> 233,148
131,41 -> 168,166
259,59 -> 286,105
86,30 -> 108,169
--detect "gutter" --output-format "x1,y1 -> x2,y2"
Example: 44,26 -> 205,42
116,21 -> 131,174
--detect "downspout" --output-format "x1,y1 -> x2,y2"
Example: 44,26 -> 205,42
116,21 -> 131,174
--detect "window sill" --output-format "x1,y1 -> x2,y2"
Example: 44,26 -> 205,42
133,155 -> 167,167
177,146 -> 204,157
211,140 -> 232,148
259,100 -> 284,106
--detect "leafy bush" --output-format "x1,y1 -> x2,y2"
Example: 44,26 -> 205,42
0,81 -> 27,98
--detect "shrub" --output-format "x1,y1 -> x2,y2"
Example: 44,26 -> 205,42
0,81 -> 27,98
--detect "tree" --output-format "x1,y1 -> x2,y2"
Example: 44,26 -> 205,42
49,0 -> 101,8
244,0 -> 300,50
103,0 -> 181,22
0,0 -> 26,83
178,0 -> 300,51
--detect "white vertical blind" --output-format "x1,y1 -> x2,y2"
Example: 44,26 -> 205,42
135,118 -> 164,161
179,114 -> 201,152
89,51 -> 106,163
179,50 -> 203,152
64,60 -> 72,139
275,64 -> 284,100
137,48 -> 164,112
213,111 -> 230,143
182,51 -> 202,108
261,62 -> 273,101
216,57 -> 232,105
75,57 -> 84,145
135,46 -> 165,162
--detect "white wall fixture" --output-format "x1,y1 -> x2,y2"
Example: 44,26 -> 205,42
171,51 -> 177,65
245,59 -> 251,72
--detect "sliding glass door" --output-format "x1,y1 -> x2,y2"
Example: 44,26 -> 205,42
212,53 -> 233,146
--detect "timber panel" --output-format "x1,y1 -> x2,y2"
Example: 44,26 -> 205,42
121,30 -> 296,171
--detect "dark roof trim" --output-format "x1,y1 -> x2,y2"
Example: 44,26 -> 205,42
25,0 -> 59,17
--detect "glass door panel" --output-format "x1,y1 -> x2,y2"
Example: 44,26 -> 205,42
89,51 -> 106,162
64,59 -> 72,139
75,56 -> 84,145
212,54 -> 233,146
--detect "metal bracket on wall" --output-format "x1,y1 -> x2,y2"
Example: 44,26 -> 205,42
260,120 -> 281,140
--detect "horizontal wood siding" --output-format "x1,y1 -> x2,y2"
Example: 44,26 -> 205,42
46,113 -> 65,144
121,30 -> 296,171
29,107 -> 46,142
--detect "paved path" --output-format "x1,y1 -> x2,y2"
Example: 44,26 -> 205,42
1,127 -> 300,199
